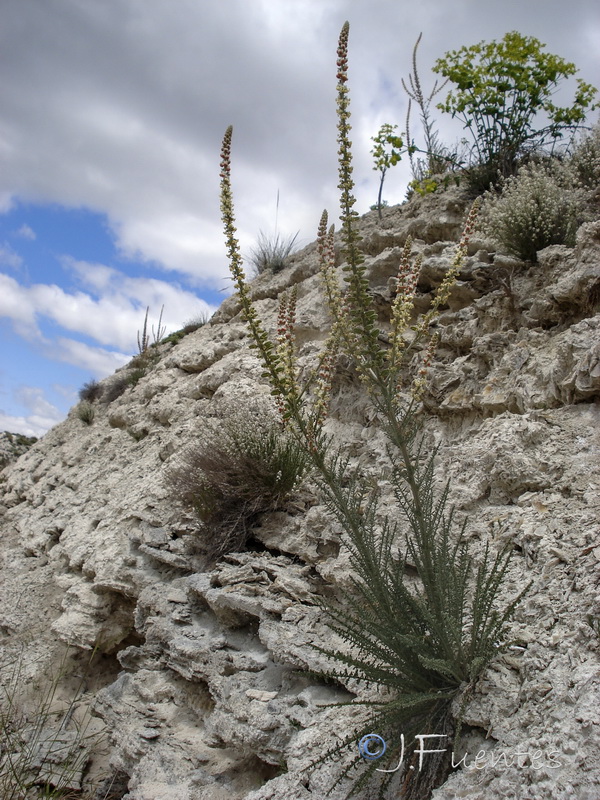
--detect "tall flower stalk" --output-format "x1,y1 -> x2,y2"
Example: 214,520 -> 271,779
219,21 -> 525,800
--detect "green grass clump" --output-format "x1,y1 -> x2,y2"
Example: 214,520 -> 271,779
249,231 -> 299,275
76,402 -> 95,426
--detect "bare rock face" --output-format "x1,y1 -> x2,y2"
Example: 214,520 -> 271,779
1,188 -> 599,800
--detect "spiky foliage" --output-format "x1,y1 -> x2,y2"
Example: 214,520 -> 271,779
166,405 -> 308,563
136,306 -> 150,354
219,21 -> 526,799
249,230 -> 299,274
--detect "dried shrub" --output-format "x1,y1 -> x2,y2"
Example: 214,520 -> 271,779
479,160 -> 584,261
78,380 -> 103,403
102,376 -> 130,404
166,407 -> 308,563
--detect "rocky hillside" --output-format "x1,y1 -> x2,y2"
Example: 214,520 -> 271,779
0,431 -> 37,469
1,187 -> 599,800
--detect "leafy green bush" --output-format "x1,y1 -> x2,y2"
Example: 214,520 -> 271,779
220,21 -> 527,799
479,160 -> 584,261
76,402 -> 95,426
78,380 -> 103,403
167,407 -> 308,563
249,231 -> 299,275
434,31 -> 598,188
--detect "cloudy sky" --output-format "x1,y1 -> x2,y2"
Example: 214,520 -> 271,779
1,0 -> 598,437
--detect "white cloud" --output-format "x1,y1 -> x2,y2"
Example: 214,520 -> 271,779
0,386 -> 65,437
0,273 -> 40,337
15,386 -> 63,422
0,243 -> 23,269
52,338 -> 130,377
0,0 -> 594,289
0,411 -> 49,439
0,264 -> 217,353
15,223 -> 36,240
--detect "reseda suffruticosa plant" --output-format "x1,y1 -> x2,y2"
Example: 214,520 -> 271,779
434,31 -> 598,188
220,21 -> 527,800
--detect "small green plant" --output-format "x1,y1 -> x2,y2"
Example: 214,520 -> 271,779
159,313 -> 210,346
181,313 -> 210,333
479,160 -> 583,261
76,402 -> 95,426
166,405 -> 308,563
78,380 -> 103,403
370,123 -> 405,219
160,329 -> 187,346
249,230 -> 299,275
126,368 -> 146,388
434,31 -> 598,187
220,21 -> 526,799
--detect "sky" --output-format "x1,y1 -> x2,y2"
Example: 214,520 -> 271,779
0,0 -> 598,437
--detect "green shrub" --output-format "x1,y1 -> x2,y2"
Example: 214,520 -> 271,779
249,231 -> 299,275
220,21 -> 526,799
159,314 -> 209,346
126,368 -> 146,387
76,402 -> 95,426
479,160 -> 583,261
160,330 -> 187,346
78,379 -> 103,403
166,407 -> 308,563
434,31 -> 598,186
